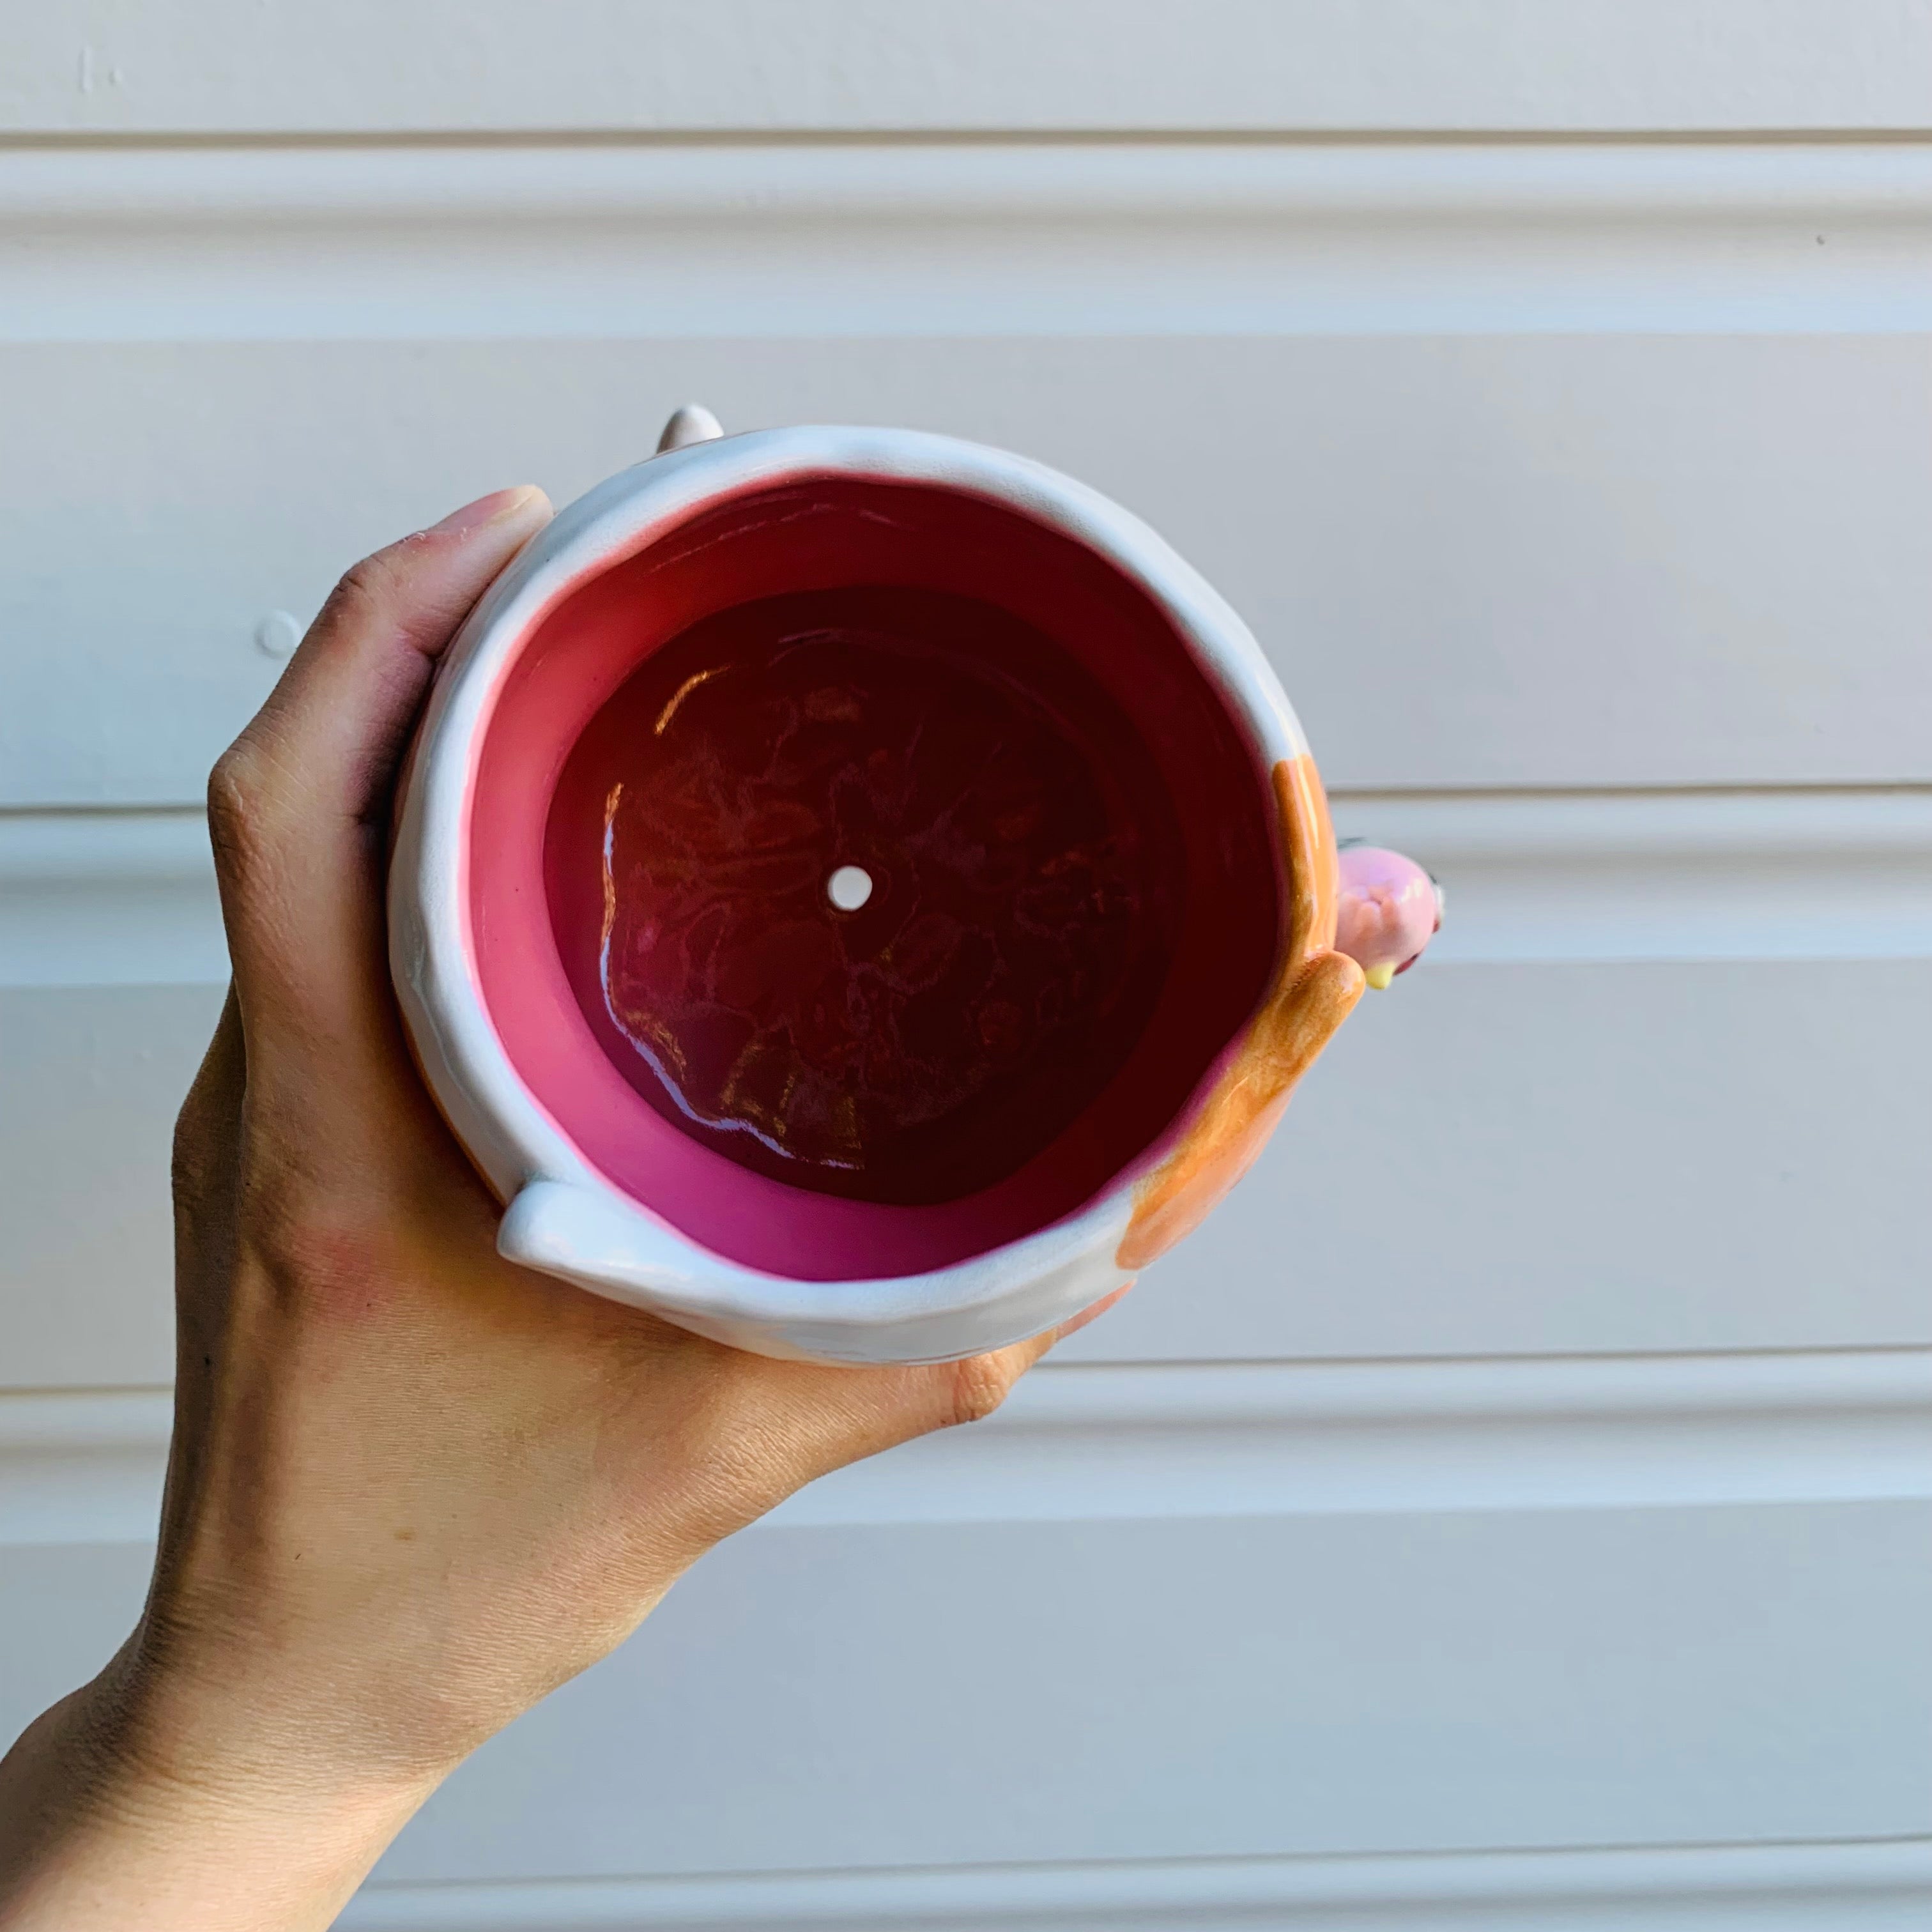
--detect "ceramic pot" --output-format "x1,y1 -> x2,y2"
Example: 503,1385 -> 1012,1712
388,417 -> 1364,1363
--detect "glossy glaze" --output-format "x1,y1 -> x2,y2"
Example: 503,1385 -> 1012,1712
1118,756 -> 1361,1270
551,586 -> 1183,1204
468,466 -> 1283,1282
1334,842 -> 1444,988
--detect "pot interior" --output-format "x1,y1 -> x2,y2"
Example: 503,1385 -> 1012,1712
467,476 -> 1279,1280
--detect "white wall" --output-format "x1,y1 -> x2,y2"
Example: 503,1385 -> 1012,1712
4,5 -> 1931,1925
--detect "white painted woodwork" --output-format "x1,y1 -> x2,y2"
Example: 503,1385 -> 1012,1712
336,1842 -> 1932,1931
6,1358 -> 1931,1892
10,1351 -> 1931,1551
8,329 -> 1932,802
8,953 -> 1932,1384
4,6 -> 1929,1921
11,144 -> 1932,348
6,3 -> 1932,135
6,1500 -> 1928,1883
12,789 -> 1932,994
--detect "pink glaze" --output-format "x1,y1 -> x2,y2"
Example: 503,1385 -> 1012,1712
466,478 -> 1280,1280
1333,843 -> 1441,986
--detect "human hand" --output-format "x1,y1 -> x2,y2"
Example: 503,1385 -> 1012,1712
0,487 -> 1114,1931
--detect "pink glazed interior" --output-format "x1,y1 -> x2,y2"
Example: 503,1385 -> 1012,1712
466,477 -> 1279,1280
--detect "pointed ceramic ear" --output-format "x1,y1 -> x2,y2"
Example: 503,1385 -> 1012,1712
499,1179 -> 599,1275
497,1178 -> 704,1301
656,403 -> 725,454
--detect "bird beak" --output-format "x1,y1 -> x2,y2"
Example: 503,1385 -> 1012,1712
1363,962 -> 1397,990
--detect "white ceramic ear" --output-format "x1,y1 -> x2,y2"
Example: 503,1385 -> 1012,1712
494,1174 -> 1134,1365
499,1179 -> 696,1298
497,1179 -> 814,1358
656,403 -> 725,453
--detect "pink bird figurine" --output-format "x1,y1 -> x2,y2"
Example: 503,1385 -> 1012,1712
1333,841 -> 1443,989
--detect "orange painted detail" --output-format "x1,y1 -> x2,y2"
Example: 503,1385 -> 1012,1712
1116,755 -> 1363,1272
1276,751 -> 1340,977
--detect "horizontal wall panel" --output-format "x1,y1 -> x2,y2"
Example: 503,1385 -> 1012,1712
1,811 -> 227,989
1340,788 -> 1932,967
12,144 -> 1932,346
6,1365 -> 1927,1906
383,1502 -> 1932,1871
6,3 -> 1931,135
0,1540 -> 149,1755
6,959 -> 1928,1387
10,1349 -> 1928,1549
5,1503 -> 1927,1876
12,789 -> 1931,992
7,332 -> 1932,803
343,1841 -> 1932,1931
8,1363 -> 1929,1913
1086,955 -> 1932,1362
0,1390 -> 172,1546
0,984 -> 211,1387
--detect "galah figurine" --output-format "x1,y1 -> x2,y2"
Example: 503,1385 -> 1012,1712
1334,841 -> 1443,989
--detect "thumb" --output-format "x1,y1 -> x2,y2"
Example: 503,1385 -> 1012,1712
209,486 -> 553,1095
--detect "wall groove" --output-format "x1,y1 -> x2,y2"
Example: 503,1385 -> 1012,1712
10,141 -> 1932,346
10,1 -> 1932,139
8,1350 -> 1927,1548
338,1836 -> 1932,1929
8,790 -> 1929,988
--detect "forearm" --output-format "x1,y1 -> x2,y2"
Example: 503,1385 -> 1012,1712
0,1652 -> 435,1932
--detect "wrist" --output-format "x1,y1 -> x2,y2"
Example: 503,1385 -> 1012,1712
1,1639 -> 440,1931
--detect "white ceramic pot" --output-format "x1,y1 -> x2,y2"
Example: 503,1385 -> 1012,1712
388,417 -> 1363,1363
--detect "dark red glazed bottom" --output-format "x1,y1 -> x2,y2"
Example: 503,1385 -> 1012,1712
548,586 -> 1184,1206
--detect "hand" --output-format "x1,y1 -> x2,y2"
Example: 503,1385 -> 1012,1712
0,488 -> 1115,1931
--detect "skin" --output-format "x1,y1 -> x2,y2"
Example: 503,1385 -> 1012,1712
0,488 -> 1120,1931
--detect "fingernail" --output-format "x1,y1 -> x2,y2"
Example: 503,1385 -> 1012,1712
429,486 -> 544,535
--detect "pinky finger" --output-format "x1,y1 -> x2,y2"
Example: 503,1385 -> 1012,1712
940,1282 -> 1135,1427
